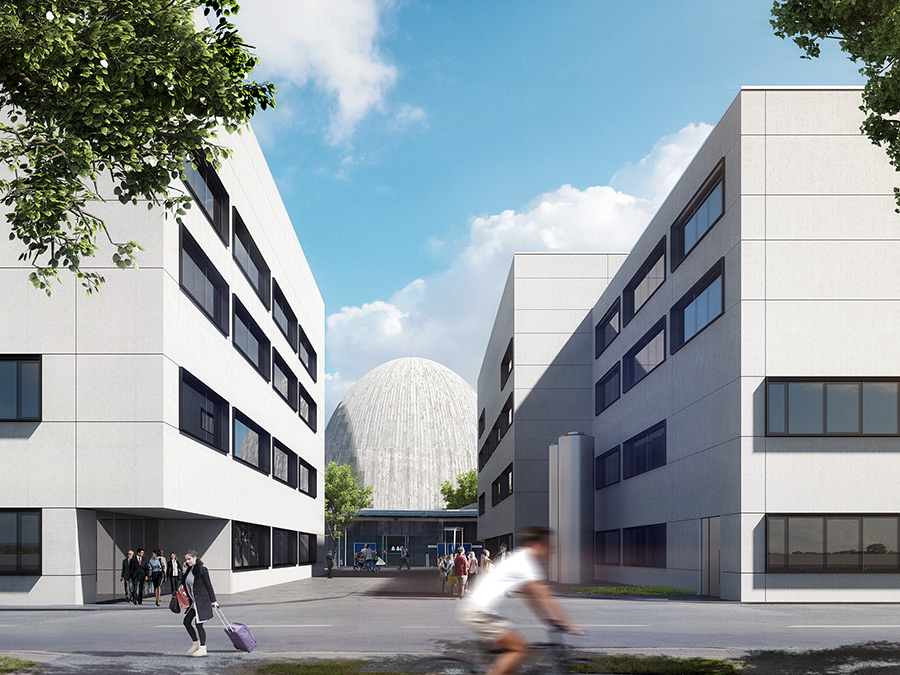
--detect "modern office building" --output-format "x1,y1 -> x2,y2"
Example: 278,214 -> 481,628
0,125 -> 325,604
478,87 -> 900,601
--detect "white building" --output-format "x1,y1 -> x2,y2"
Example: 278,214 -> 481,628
478,87 -> 900,601
0,125 -> 325,604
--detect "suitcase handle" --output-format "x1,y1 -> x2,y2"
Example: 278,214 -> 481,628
213,605 -> 231,629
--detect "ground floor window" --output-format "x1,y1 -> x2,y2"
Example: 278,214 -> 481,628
232,521 -> 270,570
273,528 -> 298,567
595,529 -> 620,565
0,510 -> 41,575
299,532 -> 317,565
622,523 -> 666,568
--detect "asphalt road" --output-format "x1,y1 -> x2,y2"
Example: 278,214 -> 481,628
2,569 -> 900,673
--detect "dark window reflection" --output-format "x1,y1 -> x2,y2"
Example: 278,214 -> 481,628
768,517 -> 786,569
788,517 -> 823,570
863,382 -> 899,434
863,517 -> 899,570
788,383 -> 824,434
826,518 -> 860,570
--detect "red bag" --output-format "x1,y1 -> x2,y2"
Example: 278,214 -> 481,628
176,586 -> 190,610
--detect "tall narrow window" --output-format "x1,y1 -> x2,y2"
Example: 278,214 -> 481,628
595,446 -> 620,489
299,458 -> 317,497
179,368 -> 228,453
233,210 -> 270,309
623,318 -> 665,392
233,297 -> 271,381
273,528 -> 298,567
272,440 -> 298,488
595,299 -> 620,358
623,421 -> 666,479
299,384 -> 317,432
595,529 -> 620,565
623,238 -> 666,325
595,364 -> 620,415
0,510 -> 42,575
180,227 -> 229,335
671,259 -> 724,352
299,533 -> 317,565
500,338 -> 514,390
491,463 -> 514,506
671,160 -> 725,270
298,326 -> 318,382
272,351 -> 298,411
272,281 -> 298,350
0,356 -> 41,421
478,409 -> 486,438
183,160 -> 229,244
233,410 -> 271,475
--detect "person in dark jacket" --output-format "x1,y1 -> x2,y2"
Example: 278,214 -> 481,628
120,550 -> 134,603
181,549 -> 218,657
131,548 -> 150,605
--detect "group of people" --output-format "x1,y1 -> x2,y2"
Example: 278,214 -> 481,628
119,548 -> 181,606
438,542 -> 509,598
351,544 -> 412,571
120,548 -> 219,658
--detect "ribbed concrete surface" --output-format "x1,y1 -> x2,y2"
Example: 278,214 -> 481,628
325,357 -> 476,509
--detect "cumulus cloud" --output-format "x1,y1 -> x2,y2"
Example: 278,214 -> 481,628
237,0 -> 402,144
323,123 -> 713,419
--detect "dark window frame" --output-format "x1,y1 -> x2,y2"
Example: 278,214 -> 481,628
622,420 -> 666,480
298,326 -> 318,383
179,227 -> 230,337
299,532 -> 318,565
0,355 -> 41,422
272,280 -> 299,351
232,209 -> 271,310
232,520 -> 270,571
670,258 -> 725,354
298,384 -> 317,433
0,509 -> 42,576
491,463 -> 514,506
298,457 -> 317,498
232,409 -> 271,476
595,529 -> 621,566
623,236 -> 666,326
272,350 -> 299,411
478,409 -> 486,439
595,446 -> 621,490
232,296 -> 271,382
595,298 -> 621,358
272,439 -> 299,489
183,159 -> 230,245
671,159 -> 726,272
766,377 -> 900,437
595,363 -> 621,416
272,528 -> 299,568
500,338 -> 514,390
179,368 -> 229,454
623,317 -> 666,393
622,523 -> 667,568
478,493 -> 486,516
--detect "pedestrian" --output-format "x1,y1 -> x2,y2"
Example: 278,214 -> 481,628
495,543 -> 510,566
354,549 -> 366,571
168,552 -> 181,595
363,544 -> 374,571
480,549 -> 493,575
148,550 -> 163,606
447,556 -> 459,597
438,555 -> 448,594
397,546 -> 411,570
131,548 -> 149,605
454,547 -> 469,599
181,549 -> 218,658
158,549 -> 167,588
120,550 -> 134,603
326,549 -> 334,578
467,550 -> 480,589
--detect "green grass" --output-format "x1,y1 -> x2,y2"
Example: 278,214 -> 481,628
588,655 -> 738,674
0,655 -> 38,674
570,585 -> 696,596
250,663 -> 367,675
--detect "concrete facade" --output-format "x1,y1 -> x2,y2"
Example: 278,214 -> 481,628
0,125 -> 325,604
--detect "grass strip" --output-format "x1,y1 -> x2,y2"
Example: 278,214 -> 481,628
0,655 -> 38,674
251,663 -> 367,675
570,585 -> 696,596
590,654 -> 738,674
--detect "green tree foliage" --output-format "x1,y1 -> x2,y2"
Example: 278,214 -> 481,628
324,462 -> 373,553
0,0 -> 276,294
440,468 -> 478,509
771,1 -> 900,210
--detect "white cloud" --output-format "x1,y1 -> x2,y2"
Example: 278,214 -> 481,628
237,0 -> 400,145
323,123 -> 712,421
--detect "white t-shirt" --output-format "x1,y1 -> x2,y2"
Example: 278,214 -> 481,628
466,548 -> 542,616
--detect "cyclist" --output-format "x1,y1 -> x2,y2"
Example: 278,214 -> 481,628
459,526 -> 578,675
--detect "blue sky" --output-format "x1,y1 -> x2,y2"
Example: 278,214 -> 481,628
235,1 -> 863,420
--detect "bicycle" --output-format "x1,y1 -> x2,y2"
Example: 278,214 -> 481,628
408,626 -> 602,674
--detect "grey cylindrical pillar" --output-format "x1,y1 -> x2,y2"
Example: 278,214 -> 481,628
548,443 -> 559,581
553,432 -> 594,584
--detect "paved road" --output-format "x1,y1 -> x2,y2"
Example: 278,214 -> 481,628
2,570 -> 900,672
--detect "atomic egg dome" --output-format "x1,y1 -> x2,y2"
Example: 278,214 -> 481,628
325,357 -> 477,510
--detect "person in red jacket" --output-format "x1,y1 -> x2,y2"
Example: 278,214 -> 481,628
453,547 -> 469,598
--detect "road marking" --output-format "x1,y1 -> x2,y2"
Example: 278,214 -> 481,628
789,625 -> 900,629
154,624 -> 333,629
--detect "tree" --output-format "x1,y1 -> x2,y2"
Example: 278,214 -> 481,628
771,1 -> 900,210
324,462 -> 373,557
0,0 -> 276,295
440,468 -> 478,509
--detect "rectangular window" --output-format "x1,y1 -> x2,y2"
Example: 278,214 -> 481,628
671,160 -> 725,270
298,326 -> 318,382
766,514 -> 900,573
272,351 -> 298,411
183,159 -> 229,244
233,209 -> 270,309
491,463 -> 513,506
299,532 -> 317,565
299,384 -> 317,432
233,297 -> 271,381
767,379 -> 900,436
478,493 -> 485,516
233,410 -> 271,475
179,368 -> 229,453
623,318 -> 665,392
232,521 -> 270,570
500,338 -> 514,390
595,299 -> 620,358
273,528 -> 298,567
622,523 -> 666,568
595,529 -> 620,565
0,356 -> 41,421
272,280 -> 298,350
671,259 -> 724,353
478,409 -> 486,439
623,237 -> 665,325
595,446 -> 620,489
595,364 -> 620,415
180,228 -> 229,336
623,421 -> 666,480
299,458 -> 317,497
272,440 -> 298,489
0,510 -> 41,575
499,394 -> 514,439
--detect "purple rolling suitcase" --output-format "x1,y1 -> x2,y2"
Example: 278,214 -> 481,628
214,606 -> 257,652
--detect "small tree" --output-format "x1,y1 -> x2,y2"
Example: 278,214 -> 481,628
324,462 -> 373,561
441,468 -> 478,509
771,0 -> 900,211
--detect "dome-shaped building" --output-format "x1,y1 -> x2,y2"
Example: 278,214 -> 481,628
325,357 -> 476,510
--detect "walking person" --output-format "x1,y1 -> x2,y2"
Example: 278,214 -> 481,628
158,549 -> 167,589
453,547 -> 469,599
480,549 -> 493,575
120,550 -> 134,603
467,550 -> 480,590
168,552 -> 181,595
397,546 -> 411,570
131,548 -> 149,605
181,549 -> 218,658
363,544 -> 374,571
148,550 -> 163,606
326,549 -> 334,578
438,555 -> 449,594
495,543 -> 510,566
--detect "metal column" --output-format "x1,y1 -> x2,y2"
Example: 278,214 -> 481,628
548,432 -> 594,584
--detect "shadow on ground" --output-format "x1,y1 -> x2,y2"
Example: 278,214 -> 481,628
743,641 -> 900,674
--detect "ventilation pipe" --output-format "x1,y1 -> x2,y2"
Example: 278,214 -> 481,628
548,432 -> 594,584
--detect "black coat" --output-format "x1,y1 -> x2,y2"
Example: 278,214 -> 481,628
130,556 -> 149,581
184,560 -> 217,622
121,558 -> 131,580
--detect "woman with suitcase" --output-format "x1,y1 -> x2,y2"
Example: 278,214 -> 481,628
181,549 -> 218,658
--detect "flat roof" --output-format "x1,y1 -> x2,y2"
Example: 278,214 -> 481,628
358,508 -> 478,518
740,85 -> 864,90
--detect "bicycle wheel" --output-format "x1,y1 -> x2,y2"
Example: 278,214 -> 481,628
407,657 -> 478,674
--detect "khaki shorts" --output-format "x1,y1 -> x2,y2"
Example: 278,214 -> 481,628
458,602 -> 513,641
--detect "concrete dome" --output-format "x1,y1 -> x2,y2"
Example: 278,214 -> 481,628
325,357 -> 477,510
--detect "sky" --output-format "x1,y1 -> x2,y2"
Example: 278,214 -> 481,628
233,1 -> 863,422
